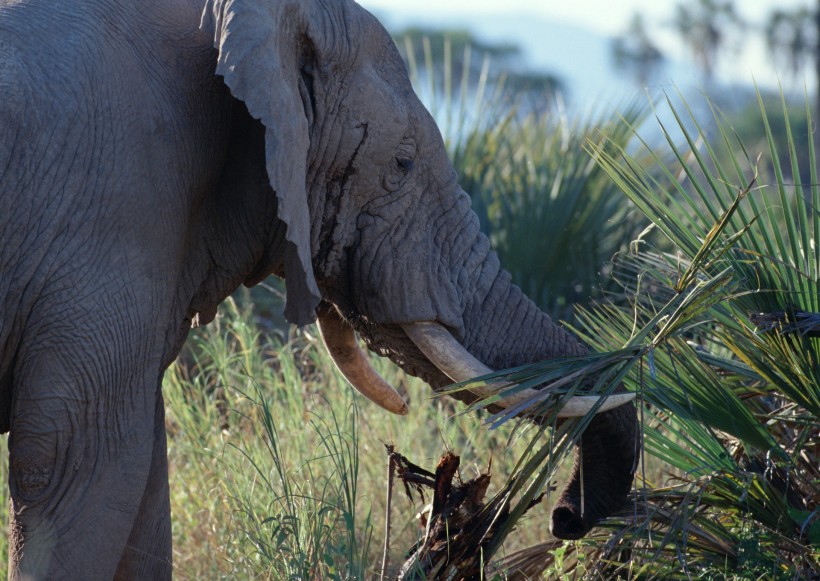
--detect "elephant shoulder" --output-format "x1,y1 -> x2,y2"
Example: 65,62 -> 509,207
0,30 -> 71,149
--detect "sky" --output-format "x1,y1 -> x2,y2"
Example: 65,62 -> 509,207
358,0 -> 815,107
358,0 -> 803,37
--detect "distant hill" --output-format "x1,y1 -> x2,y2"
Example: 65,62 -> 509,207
367,7 -> 757,113
368,9 -> 658,109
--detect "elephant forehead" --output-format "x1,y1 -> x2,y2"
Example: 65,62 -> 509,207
345,68 -> 410,126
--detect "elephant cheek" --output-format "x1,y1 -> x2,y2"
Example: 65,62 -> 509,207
351,214 -> 457,327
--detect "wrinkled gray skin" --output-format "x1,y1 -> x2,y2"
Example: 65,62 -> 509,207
0,0 -> 638,578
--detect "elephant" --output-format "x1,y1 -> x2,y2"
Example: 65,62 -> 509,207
0,0 -> 638,578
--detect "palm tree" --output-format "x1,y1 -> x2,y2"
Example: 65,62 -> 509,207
763,3 -> 820,150
671,0 -> 742,84
611,13 -> 665,88
764,7 -> 817,80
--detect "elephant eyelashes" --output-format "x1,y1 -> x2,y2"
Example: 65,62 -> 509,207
382,157 -> 413,191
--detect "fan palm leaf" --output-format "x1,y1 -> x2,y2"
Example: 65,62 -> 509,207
479,89 -> 819,578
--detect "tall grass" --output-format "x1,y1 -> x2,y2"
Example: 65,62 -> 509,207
165,296 -> 381,577
163,294 -> 580,578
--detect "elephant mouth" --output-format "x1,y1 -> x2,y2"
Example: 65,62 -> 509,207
316,303 -> 634,418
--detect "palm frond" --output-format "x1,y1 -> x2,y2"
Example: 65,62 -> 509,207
480,89 -> 819,578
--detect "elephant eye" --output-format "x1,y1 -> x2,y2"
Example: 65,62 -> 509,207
396,156 -> 414,172
395,138 -> 416,172
382,137 -> 416,191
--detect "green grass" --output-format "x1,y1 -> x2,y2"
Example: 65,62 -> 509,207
162,293 -> 603,578
0,292 -> 667,579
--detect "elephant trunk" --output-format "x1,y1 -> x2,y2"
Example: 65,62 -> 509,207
451,232 -> 639,540
550,406 -> 639,539
341,183 -> 638,539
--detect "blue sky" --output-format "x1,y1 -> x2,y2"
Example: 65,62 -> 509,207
359,0 -> 815,101
358,0 -> 805,37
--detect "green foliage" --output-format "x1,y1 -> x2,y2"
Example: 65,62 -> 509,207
726,91 -> 814,186
488,89 -> 819,579
229,396 -> 371,578
401,33 -> 650,320
453,105 -> 649,319
165,296 -> 380,578
160,294 -> 567,578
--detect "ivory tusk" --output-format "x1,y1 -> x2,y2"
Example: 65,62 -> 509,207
317,305 -> 409,416
400,321 -> 634,418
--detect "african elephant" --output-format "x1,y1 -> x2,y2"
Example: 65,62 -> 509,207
0,0 -> 638,578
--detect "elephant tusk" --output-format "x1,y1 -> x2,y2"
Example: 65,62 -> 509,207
400,321 -> 634,418
317,304 -> 409,416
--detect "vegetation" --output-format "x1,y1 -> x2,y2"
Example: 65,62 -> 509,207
729,91 -> 814,185
393,27 -> 562,115
611,14 -> 665,88
476,91 -> 820,578
138,295 -> 583,578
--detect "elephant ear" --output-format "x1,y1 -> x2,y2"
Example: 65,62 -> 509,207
204,0 -> 320,326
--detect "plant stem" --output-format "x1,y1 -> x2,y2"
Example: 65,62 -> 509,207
381,450 -> 396,580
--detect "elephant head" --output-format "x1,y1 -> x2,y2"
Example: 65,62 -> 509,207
0,0 -> 637,577
203,0 -> 638,541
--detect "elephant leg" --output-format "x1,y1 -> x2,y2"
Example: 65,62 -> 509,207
7,303 -> 167,579
114,386 -> 172,580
